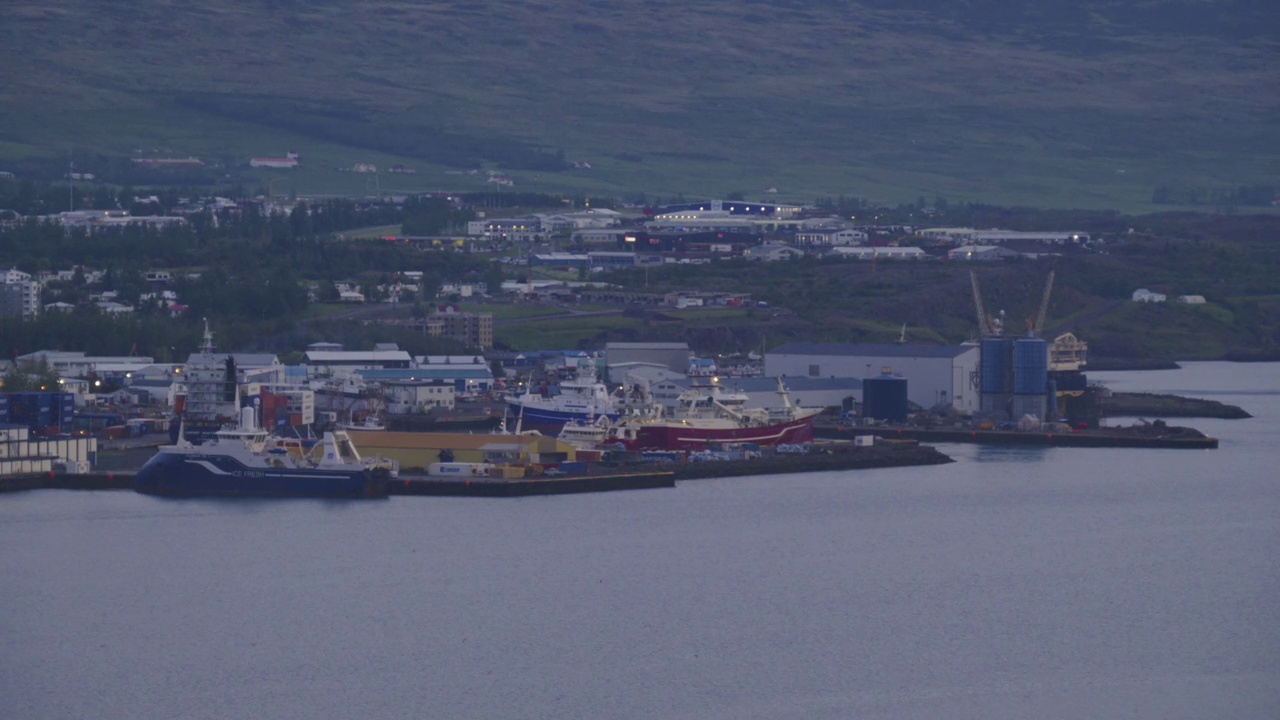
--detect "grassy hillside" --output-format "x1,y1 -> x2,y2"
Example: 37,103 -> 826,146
2,1 -> 1277,209
560,214 -> 1280,358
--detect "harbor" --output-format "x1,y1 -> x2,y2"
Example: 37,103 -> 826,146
0,438 -> 950,497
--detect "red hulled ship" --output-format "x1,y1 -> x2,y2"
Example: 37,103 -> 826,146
609,378 -> 821,451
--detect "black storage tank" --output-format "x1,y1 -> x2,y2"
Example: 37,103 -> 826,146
862,372 -> 909,422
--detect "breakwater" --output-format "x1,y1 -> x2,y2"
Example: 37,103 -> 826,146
669,440 -> 952,481
817,425 -> 1218,449
1104,392 -> 1251,419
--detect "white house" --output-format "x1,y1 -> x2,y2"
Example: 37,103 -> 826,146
1177,295 -> 1206,304
1132,289 -> 1167,303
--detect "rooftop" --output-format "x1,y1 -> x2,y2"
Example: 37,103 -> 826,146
769,342 -> 976,359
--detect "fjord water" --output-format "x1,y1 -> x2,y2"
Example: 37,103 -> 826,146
3,362 -> 1277,720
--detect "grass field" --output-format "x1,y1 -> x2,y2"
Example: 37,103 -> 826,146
496,315 -> 648,350
2,1 -> 1276,211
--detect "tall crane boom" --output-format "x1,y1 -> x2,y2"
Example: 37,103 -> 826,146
970,270 -> 989,338
1032,270 -> 1055,337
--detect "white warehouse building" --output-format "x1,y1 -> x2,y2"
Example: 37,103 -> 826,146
764,342 -> 980,414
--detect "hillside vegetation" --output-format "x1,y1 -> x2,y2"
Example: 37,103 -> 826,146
2,0 -> 1277,208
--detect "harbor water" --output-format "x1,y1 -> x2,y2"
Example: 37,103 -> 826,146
2,362 -> 1278,719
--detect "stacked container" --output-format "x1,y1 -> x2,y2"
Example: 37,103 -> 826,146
4,392 -> 74,435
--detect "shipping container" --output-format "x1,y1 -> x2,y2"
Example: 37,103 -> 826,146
428,462 -> 494,477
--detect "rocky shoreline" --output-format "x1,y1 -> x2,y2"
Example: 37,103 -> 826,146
1086,358 -> 1183,371
1103,392 -> 1252,419
667,440 -> 953,481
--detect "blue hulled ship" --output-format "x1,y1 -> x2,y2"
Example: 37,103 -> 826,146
506,362 -> 620,430
137,408 -> 397,499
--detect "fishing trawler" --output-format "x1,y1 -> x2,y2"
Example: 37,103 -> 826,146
608,378 -> 822,451
137,407 -> 397,498
506,360 -> 620,430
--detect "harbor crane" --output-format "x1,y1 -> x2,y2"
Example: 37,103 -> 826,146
1024,267 -> 1054,338
970,270 -> 1003,338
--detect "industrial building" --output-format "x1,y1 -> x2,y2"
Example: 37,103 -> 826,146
357,361 -> 494,396
571,229 -> 630,245
586,251 -> 641,269
618,229 -> 762,255
605,342 -> 692,378
727,377 -> 863,412
379,379 -> 455,414
765,342 -> 979,414
656,200 -> 802,217
303,350 -> 412,378
947,245 -> 1020,261
345,431 -> 576,472
425,308 -> 493,349
827,246 -> 928,261
529,253 -> 589,269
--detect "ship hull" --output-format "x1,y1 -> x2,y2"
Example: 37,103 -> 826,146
135,450 -> 388,499
505,401 -> 619,430
630,415 -> 817,451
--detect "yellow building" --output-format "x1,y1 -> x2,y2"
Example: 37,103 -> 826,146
347,431 -> 574,472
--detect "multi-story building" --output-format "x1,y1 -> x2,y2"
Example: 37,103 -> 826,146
1,268 -> 40,321
426,307 -> 493,349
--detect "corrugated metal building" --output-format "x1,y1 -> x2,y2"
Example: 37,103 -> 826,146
765,343 -> 979,414
346,431 -> 575,472
605,342 -> 691,377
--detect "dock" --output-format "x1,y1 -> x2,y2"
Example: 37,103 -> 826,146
0,470 -> 672,497
390,472 -> 674,497
0,439 -> 954,496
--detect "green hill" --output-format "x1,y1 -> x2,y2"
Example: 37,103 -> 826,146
2,1 -> 1277,209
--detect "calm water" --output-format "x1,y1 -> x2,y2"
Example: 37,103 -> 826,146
3,362 -> 1278,719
